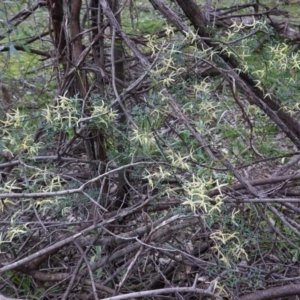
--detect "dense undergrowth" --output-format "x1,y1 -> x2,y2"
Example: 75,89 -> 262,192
1,1 -> 300,299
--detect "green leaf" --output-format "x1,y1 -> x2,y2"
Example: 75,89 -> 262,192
9,43 -> 18,57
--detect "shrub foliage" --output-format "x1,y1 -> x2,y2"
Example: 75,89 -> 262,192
1,0 -> 300,299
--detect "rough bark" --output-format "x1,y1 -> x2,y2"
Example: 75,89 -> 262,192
240,283 -> 300,300
47,0 -> 66,64
108,0 -> 130,208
